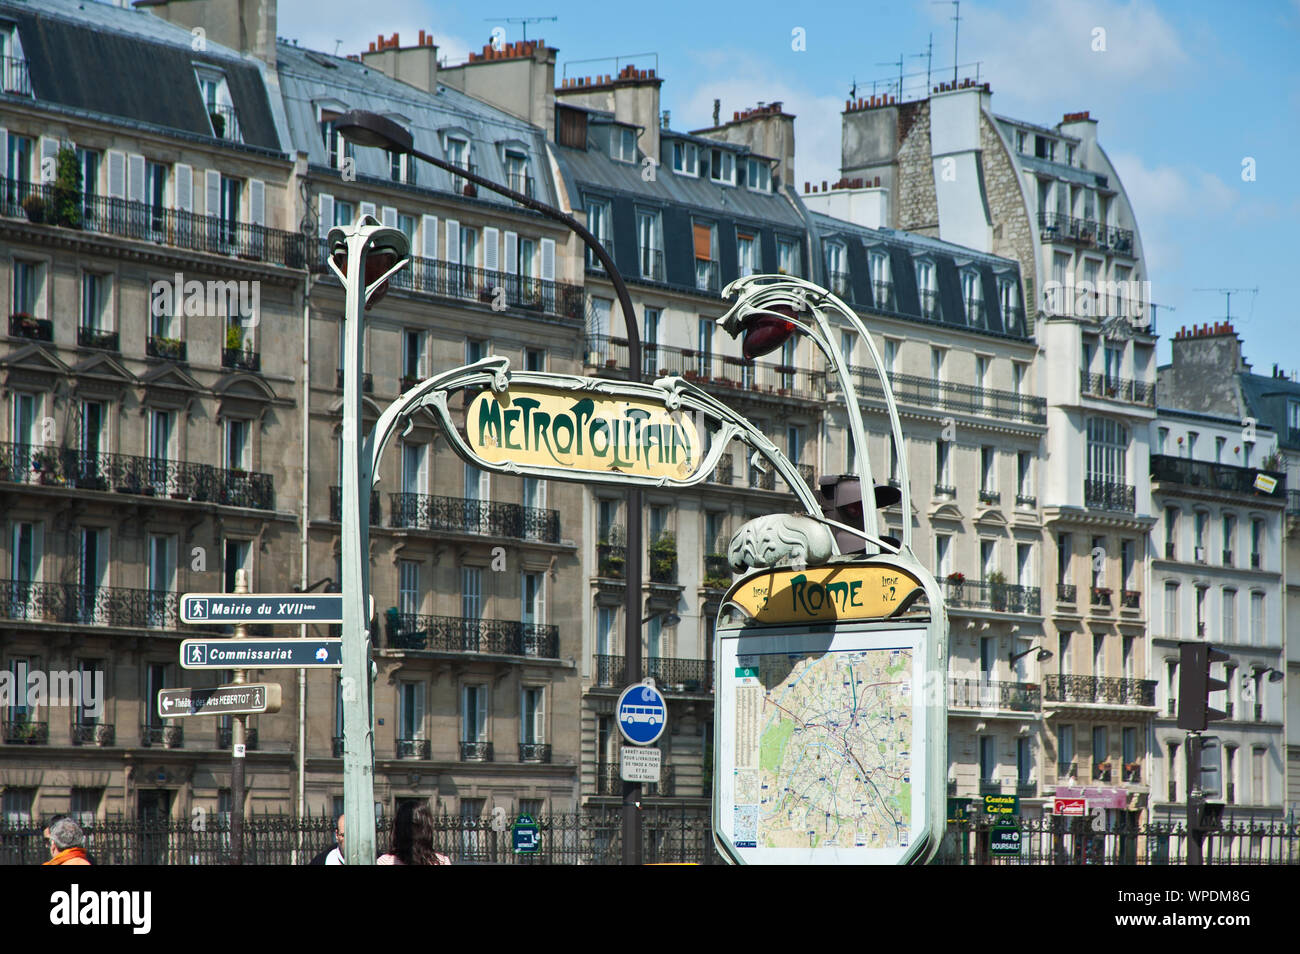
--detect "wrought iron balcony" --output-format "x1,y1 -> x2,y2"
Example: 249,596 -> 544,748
8,313 -> 52,341
1123,762 -> 1142,783
918,287 -> 939,320
595,654 -> 712,692
1057,761 -> 1078,780
459,741 -> 493,762
948,677 -> 1042,712
1080,371 -> 1155,406
597,542 -> 626,579
649,534 -> 678,585
827,270 -> 850,297
2,176 -> 306,266
221,348 -> 261,372
217,726 -> 258,750
1017,780 -> 1037,797
329,486 -> 382,524
0,579 -> 181,629
1084,478 -> 1135,513
979,778 -> 1001,795
979,489 -> 1001,505
1093,761 -> 1113,783
77,326 -> 119,351
1,55 -> 31,96
704,554 -> 731,590
207,103 -> 242,142
943,578 -> 1041,614
147,336 -> 186,362
1120,589 -> 1141,609
934,483 -> 956,498
750,467 -> 777,491
1037,210 -> 1114,248
844,367 -> 1047,426
2,718 -> 48,744
519,743 -> 551,763
640,247 -> 665,282
388,492 -> 560,543
395,738 -> 431,760
711,453 -> 734,484
871,279 -> 894,311
1056,583 -> 1077,604
796,463 -> 816,492
71,722 -> 115,746
1042,674 -> 1158,707
586,335 -> 824,402
384,612 -> 559,658
1150,454 -> 1286,498
0,443 -> 274,508
335,369 -> 374,392
140,724 -> 183,748
1091,586 -> 1112,608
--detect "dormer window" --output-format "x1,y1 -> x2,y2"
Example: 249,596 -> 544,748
389,150 -> 415,184
916,259 -> 938,320
746,157 -> 771,192
504,150 -> 531,196
824,241 -> 847,296
999,276 -> 1022,333
708,148 -> 736,185
1034,135 -> 1056,162
0,23 -> 31,97
612,127 -> 637,163
445,136 -> 470,169
962,269 -> 984,327
197,67 -> 241,143
1015,130 -> 1026,154
869,250 -> 892,310
672,141 -> 698,176
319,108 -> 353,170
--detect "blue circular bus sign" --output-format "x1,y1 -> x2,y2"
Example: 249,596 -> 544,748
616,681 -> 667,745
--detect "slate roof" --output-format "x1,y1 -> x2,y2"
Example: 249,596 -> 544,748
1240,373 -> 1300,451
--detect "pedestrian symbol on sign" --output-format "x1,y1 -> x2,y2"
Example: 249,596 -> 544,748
188,598 -> 208,620
187,643 -> 207,665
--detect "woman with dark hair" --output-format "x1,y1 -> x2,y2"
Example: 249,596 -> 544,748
377,801 -> 450,865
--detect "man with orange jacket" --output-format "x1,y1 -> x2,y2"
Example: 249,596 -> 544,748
42,816 -> 91,865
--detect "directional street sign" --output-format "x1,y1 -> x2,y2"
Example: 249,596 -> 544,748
181,593 -> 344,625
620,745 -> 662,783
990,827 -> 1022,855
179,638 -> 343,669
157,683 -> 283,718
512,814 -> 540,855
616,681 -> 667,746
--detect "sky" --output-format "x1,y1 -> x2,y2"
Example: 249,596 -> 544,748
277,0 -> 1300,370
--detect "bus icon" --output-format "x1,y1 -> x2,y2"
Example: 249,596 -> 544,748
621,704 -> 662,725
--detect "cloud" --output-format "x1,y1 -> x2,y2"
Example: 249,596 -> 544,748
946,0 -> 1190,105
277,0 -> 475,63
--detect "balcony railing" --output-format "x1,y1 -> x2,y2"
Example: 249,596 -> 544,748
147,335 -> 187,362
1017,780 -> 1037,798
639,248 -> 665,282
1056,583 -> 1077,604
1093,761 -> 1113,783
1091,586 -> 1112,608
695,260 -> 720,293
1037,211 -> 1132,252
1,55 -> 32,96
1151,454 -> 1286,498
749,467 -> 777,491
1042,674 -> 1158,707
595,654 -> 712,692
395,738 -> 431,760
1057,761 -> 1078,781
948,677 -> 1042,712
2,177 -> 305,266
335,369 -> 374,392
844,367 -> 1047,426
979,778 -> 1001,796
329,486 -> 383,524
597,542 -> 626,580
711,453 -> 734,485
519,743 -> 552,763
384,613 -> 559,658
77,326 -> 119,352
1120,589 -> 1141,609
388,492 -> 560,543
207,103 -> 242,143
217,726 -> 258,750
979,489 -> 1001,505
71,722 -> 115,746
1080,371 -> 1155,406
918,287 -> 939,320
1084,478 -> 1135,513
221,348 -> 261,372
0,443 -> 275,509
140,724 -> 184,748
2,718 -> 48,744
586,335 -> 824,402
943,579 -> 1041,615
649,536 -> 678,585
1123,762 -> 1142,783
871,279 -> 894,311
703,554 -> 731,590
827,270 -> 850,297
506,173 -> 535,198
934,483 -> 956,498
1015,493 -> 1037,508
8,314 -> 52,341
459,741 -> 494,762
0,579 -> 182,629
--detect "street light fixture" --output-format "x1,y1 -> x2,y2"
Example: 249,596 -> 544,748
1009,645 -> 1053,665
332,110 -> 649,864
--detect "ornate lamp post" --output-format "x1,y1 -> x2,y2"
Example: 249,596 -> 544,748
332,111 -> 648,864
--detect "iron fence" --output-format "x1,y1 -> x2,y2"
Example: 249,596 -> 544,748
943,579 -> 1041,615
845,367 -> 1047,426
0,579 -> 181,629
595,654 -> 712,692
388,492 -> 560,542
383,612 -> 559,658
1043,673 -> 1157,707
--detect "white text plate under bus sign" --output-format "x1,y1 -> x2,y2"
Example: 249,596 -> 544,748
714,621 -> 936,865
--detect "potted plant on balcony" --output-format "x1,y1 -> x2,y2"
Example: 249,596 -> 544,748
50,147 -> 83,228
987,570 -> 1008,611
225,324 -> 243,352
31,447 -> 60,485
209,110 -> 226,139
21,194 -> 47,223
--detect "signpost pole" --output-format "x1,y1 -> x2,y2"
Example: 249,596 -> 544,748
230,568 -> 249,866
1186,731 -> 1203,865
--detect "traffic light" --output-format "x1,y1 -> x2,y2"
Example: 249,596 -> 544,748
817,475 -> 902,554
1177,642 -> 1230,731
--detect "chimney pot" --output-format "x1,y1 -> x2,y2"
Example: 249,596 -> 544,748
804,181 -> 810,192
822,180 -> 828,191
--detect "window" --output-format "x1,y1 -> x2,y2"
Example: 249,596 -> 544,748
318,109 -> 352,169
1017,452 -> 1032,502
694,221 -> 718,292
1194,511 -> 1208,557
883,338 -> 899,373
225,419 -> 249,471
398,681 -> 425,744
1090,535 -> 1105,589
333,199 -> 354,228
916,260 -> 937,319
1056,533 -> 1071,585
980,446 -> 995,495
1122,726 -> 1137,767
980,539 -> 996,581
869,250 -> 892,309
445,136 -> 469,170
961,269 -> 983,327
1250,592 -> 1264,646
147,535 -> 174,625
504,150 -> 528,194
746,157 -> 771,192
1015,130 -> 1026,153
397,213 -> 417,250
557,107 -> 587,149
145,662 -> 167,727
1164,506 -> 1179,559
460,684 -> 488,744
388,150 -> 414,184
1288,401 -> 1300,438
198,69 -> 240,142
935,439 -> 951,492
642,308 -> 660,377
737,232 -> 759,277
931,347 -> 945,383
637,209 -> 663,281
708,147 -> 735,184
1017,543 -> 1033,589
398,560 -> 419,617
466,338 -> 488,365
786,425 -> 804,466
1195,585 -> 1207,635
1252,748 -> 1266,804
1222,589 -> 1236,642
671,141 -> 698,176
70,787 -> 101,827
2,787 -> 34,825
13,258 -> 41,317
934,533 -> 951,577
6,133 -> 33,189
402,330 -> 423,383
824,242 -> 847,295
1164,582 -> 1179,637
1157,427 -> 1169,455
1250,519 -> 1263,568
400,442 -> 427,496
461,567 -> 482,620
612,127 -> 637,163
585,199 -> 611,268
1225,747 -> 1237,803
521,687 -> 545,747
697,318 -> 713,376
1059,724 -> 1075,772
999,277 -> 1020,331
1058,632 -> 1072,676
80,271 -> 110,336
223,539 -> 250,594
776,236 -> 800,278
1215,436 -> 1226,463
1167,741 -> 1180,800
524,348 -> 545,373
1017,737 -> 1032,784
1222,514 -> 1236,565
1085,417 -> 1129,484
979,736 -> 996,783
1092,726 -> 1108,775
1120,539 -> 1135,591
596,606 -> 616,656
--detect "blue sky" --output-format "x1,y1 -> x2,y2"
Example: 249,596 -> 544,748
279,0 -> 1300,369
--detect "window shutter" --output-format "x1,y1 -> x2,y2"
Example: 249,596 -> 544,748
32,524 -> 44,582
204,170 -> 220,217
107,151 -> 126,199
174,163 -> 192,211
39,136 -> 58,182
535,688 -> 546,743
359,201 -> 376,220
127,154 -> 145,203
249,179 -> 265,226
476,687 -> 487,741
483,226 -> 499,273
504,231 -> 518,275
540,237 -> 555,281
318,193 -> 334,238
693,222 -> 711,259
381,206 -> 397,228
0,129 -> 8,179
421,214 -> 437,258
414,683 -> 426,739
445,220 -> 460,265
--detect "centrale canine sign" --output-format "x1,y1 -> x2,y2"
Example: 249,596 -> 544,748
466,385 -> 702,481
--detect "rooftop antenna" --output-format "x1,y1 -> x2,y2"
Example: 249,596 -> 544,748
875,55 -> 904,101
912,33 -> 935,94
933,0 -> 961,84
1192,287 -> 1259,323
484,15 -> 558,42
334,40 -> 342,56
